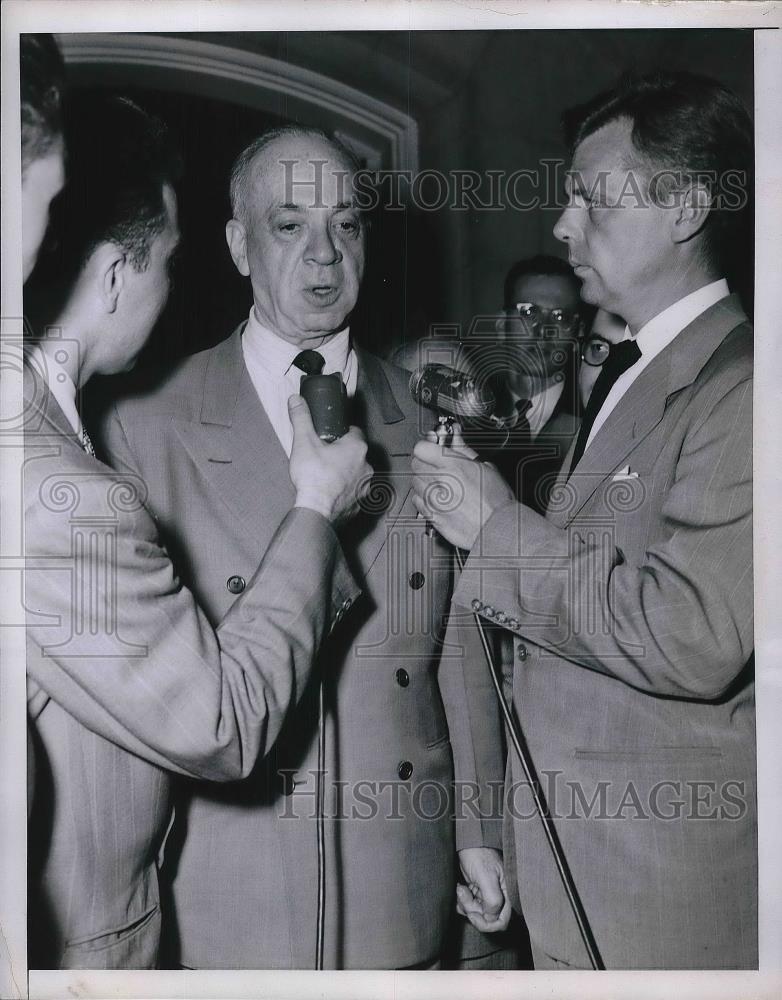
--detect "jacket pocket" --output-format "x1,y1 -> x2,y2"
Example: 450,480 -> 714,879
426,733 -> 452,751
61,904 -> 161,969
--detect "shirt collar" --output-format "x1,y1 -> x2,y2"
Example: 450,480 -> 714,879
26,343 -> 81,436
242,305 -> 351,377
627,278 -> 730,360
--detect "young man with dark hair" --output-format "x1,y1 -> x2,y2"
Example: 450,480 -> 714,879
25,98 -> 371,969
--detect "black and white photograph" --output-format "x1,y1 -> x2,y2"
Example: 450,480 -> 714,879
2,2 -> 781,998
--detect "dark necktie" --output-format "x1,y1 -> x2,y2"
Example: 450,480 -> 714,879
507,397 -> 532,448
292,349 -> 326,377
569,338 -> 641,476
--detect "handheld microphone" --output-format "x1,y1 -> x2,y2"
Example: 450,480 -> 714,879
300,372 -> 348,441
409,364 -> 497,422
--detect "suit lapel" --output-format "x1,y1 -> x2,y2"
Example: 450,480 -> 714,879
548,294 -> 749,527
173,327 -> 296,551
340,349 -> 411,577
176,335 -> 416,575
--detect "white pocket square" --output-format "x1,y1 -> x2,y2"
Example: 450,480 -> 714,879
612,466 -> 639,481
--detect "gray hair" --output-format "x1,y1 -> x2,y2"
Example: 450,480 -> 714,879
229,124 -> 362,223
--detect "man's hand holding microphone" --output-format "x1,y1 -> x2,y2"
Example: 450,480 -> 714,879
411,424 -> 513,551
288,393 -> 372,525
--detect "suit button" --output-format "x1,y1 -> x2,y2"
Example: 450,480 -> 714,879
227,575 -> 246,594
508,618 -> 520,631
471,599 -> 483,612
408,571 -> 425,590
495,612 -> 507,625
483,606 -> 495,618
398,760 -> 413,780
517,644 -> 529,661
395,668 -> 410,688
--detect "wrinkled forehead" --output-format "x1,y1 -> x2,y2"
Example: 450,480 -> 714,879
248,136 -> 358,212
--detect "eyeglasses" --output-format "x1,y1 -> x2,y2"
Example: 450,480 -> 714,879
508,302 -> 582,330
580,336 -> 613,367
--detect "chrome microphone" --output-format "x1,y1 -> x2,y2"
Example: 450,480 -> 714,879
409,363 -> 497,423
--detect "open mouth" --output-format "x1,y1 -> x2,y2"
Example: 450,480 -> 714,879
303,285 -> 341,306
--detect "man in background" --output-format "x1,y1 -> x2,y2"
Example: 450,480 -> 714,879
471,256 -> 586,512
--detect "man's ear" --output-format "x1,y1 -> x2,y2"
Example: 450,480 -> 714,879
92,243 -> 127,314
671,182 -> 712,246
225,219 -> 250,276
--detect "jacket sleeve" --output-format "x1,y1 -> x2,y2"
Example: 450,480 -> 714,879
438,561 -> 506,852
453,376 -> 753,701
26,457 -> 361,781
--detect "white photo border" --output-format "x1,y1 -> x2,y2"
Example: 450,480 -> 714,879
2,2 -> 780,998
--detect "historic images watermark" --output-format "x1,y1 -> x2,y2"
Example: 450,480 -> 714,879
278,156 -> 750,214
277,771 -> 750,823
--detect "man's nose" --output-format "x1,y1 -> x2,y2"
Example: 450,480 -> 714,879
553,205 -> 577,244
305,224 -> 342,265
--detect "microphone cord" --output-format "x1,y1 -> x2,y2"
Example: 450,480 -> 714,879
316,676 -> 326,969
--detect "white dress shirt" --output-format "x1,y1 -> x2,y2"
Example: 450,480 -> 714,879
506,365 -> 567,439
241,307 -> 358,456
25,343 -> 82,436
520,379 -> 564,439
584,278 -> 729,452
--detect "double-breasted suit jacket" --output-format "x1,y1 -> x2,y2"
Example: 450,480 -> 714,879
24,362 -> 358,968
453,295 -> 755,969
100,328 -> 503,969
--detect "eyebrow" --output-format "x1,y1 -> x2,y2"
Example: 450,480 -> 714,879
270,200 -> 357,212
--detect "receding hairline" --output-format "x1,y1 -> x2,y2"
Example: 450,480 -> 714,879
230,128 -> 360,220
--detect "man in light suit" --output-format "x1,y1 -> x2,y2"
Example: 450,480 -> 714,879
24,98 -> 371,968
99,126 -> 508,969
412,72 -> 755,969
